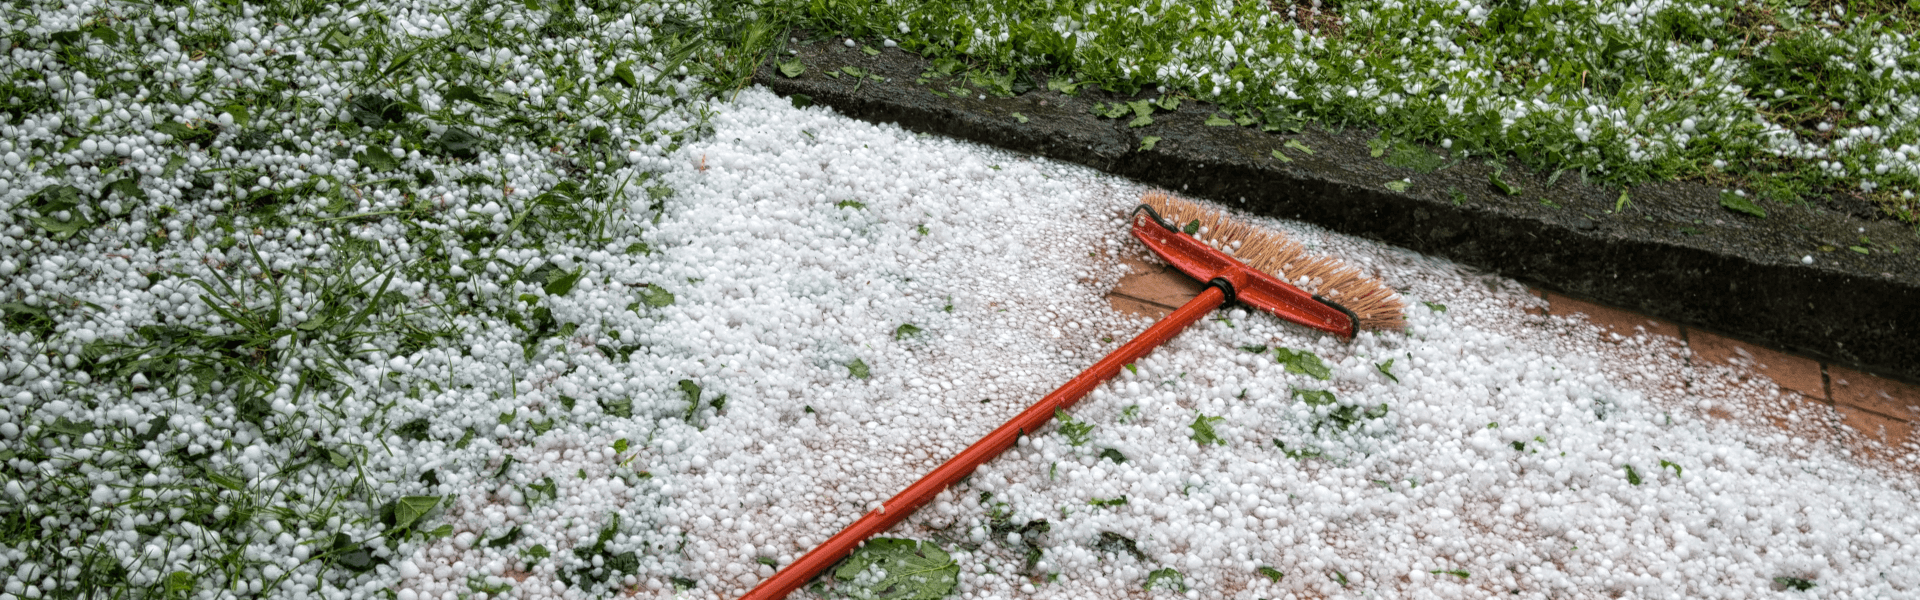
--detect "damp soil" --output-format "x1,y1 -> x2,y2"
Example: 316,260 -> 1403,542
754,32 -> 1920,383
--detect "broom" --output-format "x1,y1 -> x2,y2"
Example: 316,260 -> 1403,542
735,191 -> 1404,600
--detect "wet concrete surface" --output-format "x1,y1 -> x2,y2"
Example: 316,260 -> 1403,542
753,32 -> 1920,383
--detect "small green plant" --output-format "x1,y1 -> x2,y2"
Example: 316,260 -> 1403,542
1056,409 -> 1095,446
1189,413 -> 1227,446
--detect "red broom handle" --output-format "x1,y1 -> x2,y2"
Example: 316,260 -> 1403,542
736,286 -> 1229,600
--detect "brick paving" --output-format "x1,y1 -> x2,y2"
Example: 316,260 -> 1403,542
1106,252 -> 1920,469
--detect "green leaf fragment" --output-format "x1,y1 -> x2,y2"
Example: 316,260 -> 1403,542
1489,172 -> 1520,196
642,285 -> 675,307
1285,139 -> 1314,155
1720,191 -> 1766,218
1432,569 -> 1470,579
1205,113 -> 1236,126
833,538 -> 959,600
1139,136 -> 1161,151
1128,115 -> 1153,128
1292,388 -> 1337,406
1011,112 -> 1028,123
357,145 -> 400,172
1144,568 -> 1188,592
162,154 -> 189,178
1270,149 -> 1292,163
391,496 -> 441,532
862,46 -> 881,56
544,267 -> 584,296
1275,348 -> 1331,380
1660,459 -> 1683,478
1384,180 -> 1410,192
485,525 -> 523,548
1055,408 -> 1094,447
678,379 -> 702,414
1775,576 -> 1816,591
1097,448 -> 1127,463
1258,566 -> 1285,582
1424,301 -> 1448,312
778,59 -> 806,78
1376,358 -> 1400,383
1189,414 -> 1226,446
847,358 -> 870,379
1624,464 -> 1642,485
895,323 -> 922,340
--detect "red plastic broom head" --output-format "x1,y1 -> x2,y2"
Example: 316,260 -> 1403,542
1134,191 -> 1406,334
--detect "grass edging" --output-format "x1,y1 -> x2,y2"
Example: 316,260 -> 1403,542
756,31 -> 1920,383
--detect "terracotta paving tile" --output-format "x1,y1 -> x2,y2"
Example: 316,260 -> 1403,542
1685,328 -> 1828,400
1107,294 -> 1175,319
1836,405 -> 1916,447
1112,255 -> 1205,309
1829,365 -> 1920,422
1545,292 -> 1681,342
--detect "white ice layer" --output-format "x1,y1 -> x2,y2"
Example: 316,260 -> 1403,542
432,87 -> 1916,600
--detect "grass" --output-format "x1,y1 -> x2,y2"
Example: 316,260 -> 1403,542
767,0 -> 1920,226
0,0 -> 790,596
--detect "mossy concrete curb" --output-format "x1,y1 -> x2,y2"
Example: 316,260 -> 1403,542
753,36 -> 1920,384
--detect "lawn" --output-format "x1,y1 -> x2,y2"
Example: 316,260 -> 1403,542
785,0 -> 1920,224
0,1 -> 1915,600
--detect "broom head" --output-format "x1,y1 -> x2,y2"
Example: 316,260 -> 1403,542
1133,191 -> 1405,335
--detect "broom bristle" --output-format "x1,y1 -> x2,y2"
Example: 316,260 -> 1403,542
1141,190 -> 1406,331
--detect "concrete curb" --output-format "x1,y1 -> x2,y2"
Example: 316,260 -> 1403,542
753,34 -> 1920,383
